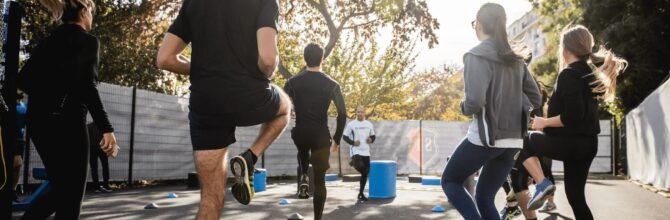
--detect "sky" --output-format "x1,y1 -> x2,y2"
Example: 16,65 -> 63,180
388,0 -> 533,71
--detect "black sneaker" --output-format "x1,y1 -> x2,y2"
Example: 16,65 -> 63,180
97,186 -> 112,193
501,206 -> 522,220
230,150 -> 255,205
357,193 -> 368,202
298,175 -> 310,199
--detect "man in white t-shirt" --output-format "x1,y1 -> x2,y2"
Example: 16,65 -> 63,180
342,106 -> 376,201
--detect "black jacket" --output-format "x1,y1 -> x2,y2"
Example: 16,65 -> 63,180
19,24 -> 113,133
544,61 -> 600,137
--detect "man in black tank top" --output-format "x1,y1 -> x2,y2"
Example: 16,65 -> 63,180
157,0 -> 291,218
284,43 -> 347,220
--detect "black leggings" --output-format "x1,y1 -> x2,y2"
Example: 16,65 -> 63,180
89,147 -> 109,188
352,155 -> 370,195
22,115 -> 89,220
519,131 -> 597,220
292,128 -> 331,220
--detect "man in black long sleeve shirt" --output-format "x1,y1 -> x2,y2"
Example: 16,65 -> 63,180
284,43 -> 346,220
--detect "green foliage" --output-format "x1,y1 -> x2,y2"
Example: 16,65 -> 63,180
582,0 -> 670,116
21,0 -> 185,95
405,65 -> 468,121
528,0 -> 583,90
531,0 -> 670,120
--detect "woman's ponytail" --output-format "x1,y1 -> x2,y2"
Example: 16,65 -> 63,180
588,48 -> 628,102
39,0 -> 65,21
39,0 -> 94,22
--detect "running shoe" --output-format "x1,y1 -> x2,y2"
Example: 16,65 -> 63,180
500,206 -> 522,220
542,201 -> 557,212
230,150 -> 255,205
358,193 -> 368,202
298,175 -> 310,199
528,179 -> 556,210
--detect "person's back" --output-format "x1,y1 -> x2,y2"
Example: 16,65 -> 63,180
462,38 -> 541,147
170,0 -> 278,114
286,71 -> 341,130
20,24 -> 100,118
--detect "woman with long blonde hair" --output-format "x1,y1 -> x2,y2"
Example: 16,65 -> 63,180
18,0 -> 118,219
519,25 -> 628,220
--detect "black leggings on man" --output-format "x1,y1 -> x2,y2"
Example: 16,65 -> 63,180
22,115 -> 90,219
519,131 -> 597,220
292,128 -> 331,220
352,155 -> 370,197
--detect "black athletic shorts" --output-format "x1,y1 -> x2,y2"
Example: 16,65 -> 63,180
189,85 -> 283,151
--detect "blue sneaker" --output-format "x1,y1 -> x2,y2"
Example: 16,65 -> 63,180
528,179 -> 556,210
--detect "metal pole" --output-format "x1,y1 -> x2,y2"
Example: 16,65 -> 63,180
128,86 -> 137,186
610,117 -> 619,176
419,120 -> 423,176
22,133 -> 29,187
338,143 -> 342,177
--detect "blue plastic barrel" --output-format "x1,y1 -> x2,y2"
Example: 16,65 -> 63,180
421,176 -> 441,185
369,160 -> 397,199
254,169 -> 267,192
325,173 -> 338,181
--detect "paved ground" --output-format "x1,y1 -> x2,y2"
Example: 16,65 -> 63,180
12,177 -> 670,220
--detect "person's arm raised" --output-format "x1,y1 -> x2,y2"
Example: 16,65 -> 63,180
157,33 -> 190,75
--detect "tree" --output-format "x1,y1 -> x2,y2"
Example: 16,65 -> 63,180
531,0 -> 670,120
21,0 -> 185,95
323,35 -> 418,120
405,65 -> 468,121
278,0 -> 439,79
581,0 -> 670,117
528,0 -> 583,90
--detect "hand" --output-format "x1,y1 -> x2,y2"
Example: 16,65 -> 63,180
13,155 -> 23,168
354,140 -> 360,147
100,132 -> 119,157
330,143 -> 339,153
366,137 -> 373,144
531,117 -> 548,130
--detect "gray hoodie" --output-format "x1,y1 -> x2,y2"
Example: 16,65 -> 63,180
460,39 -> 542,147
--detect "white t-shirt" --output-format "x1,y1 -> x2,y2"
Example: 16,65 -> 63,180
343,120 -> 375,157
466,118 -> 523,149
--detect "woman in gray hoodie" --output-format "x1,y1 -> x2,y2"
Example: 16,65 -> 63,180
440,3 -> 542,220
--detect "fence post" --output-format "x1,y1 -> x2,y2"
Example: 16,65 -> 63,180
338,142 -> 342,177
610,117 -> 618,176
419,120 -> 423,176
128,86 -> 137,186
22,134 -> 30,186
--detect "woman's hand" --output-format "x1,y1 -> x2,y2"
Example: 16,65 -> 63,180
531,117 -> 548,130
100,132 -> 119,156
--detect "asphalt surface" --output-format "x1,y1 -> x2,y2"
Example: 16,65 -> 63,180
12,177 -> 670,219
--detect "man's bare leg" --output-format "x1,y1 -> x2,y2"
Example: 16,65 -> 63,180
249,85 -> 291,157
194,148 -> 228,220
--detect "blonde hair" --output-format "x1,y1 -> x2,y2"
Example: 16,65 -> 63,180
39,0 -> 94,22
559,25 -> 628,102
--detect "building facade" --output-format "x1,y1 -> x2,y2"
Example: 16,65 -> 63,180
507,10 -> 547,63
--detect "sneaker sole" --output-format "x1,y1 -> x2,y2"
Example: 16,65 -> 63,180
298,184 -> 310,199
230,156 -> 254,205
528,185 -> 556,210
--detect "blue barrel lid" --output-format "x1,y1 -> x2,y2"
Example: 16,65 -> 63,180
370,160 -> 397,164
